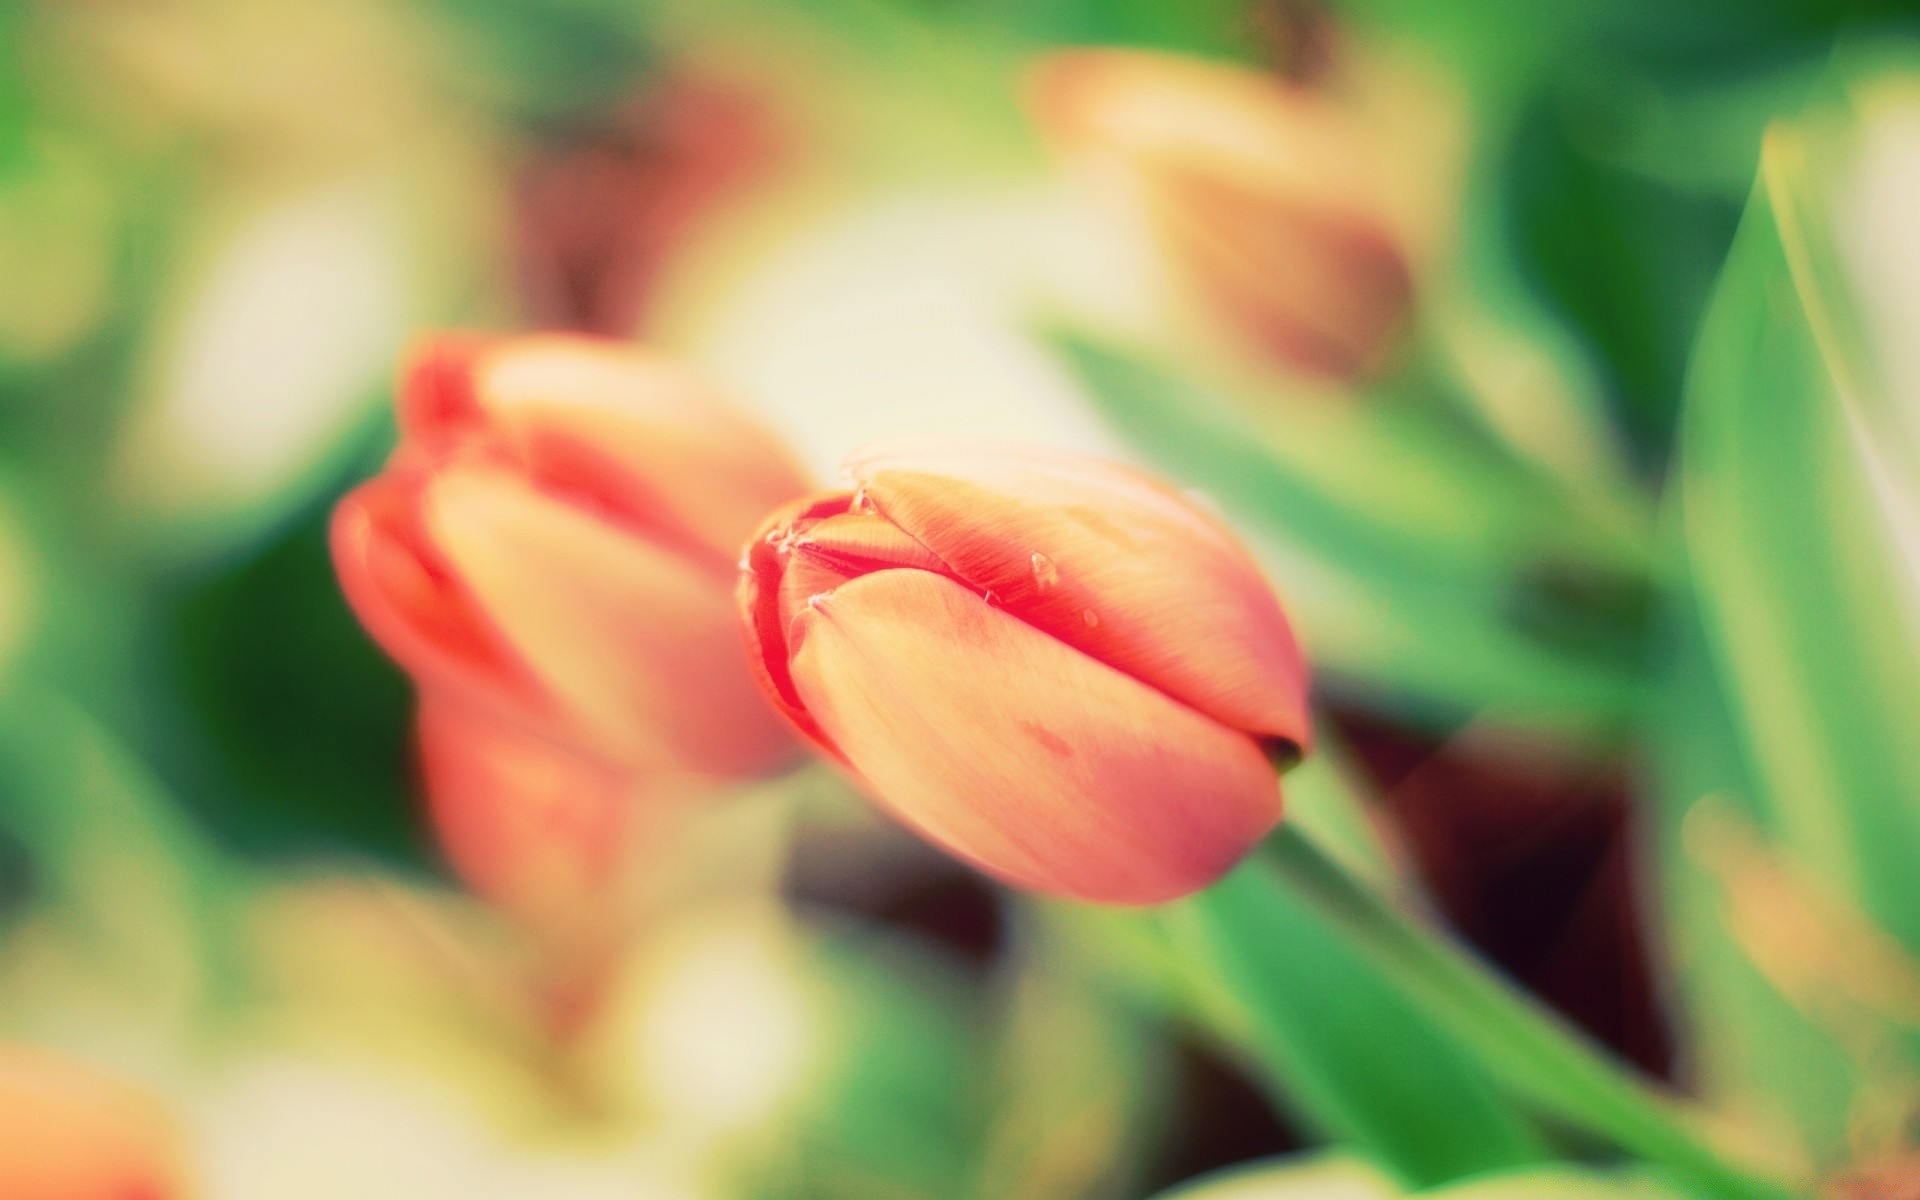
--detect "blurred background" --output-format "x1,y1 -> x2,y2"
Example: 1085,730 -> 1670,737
4,0 -> 1920,1196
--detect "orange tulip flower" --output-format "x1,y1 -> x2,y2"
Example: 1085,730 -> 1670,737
0,1043 -> 187,1200
332,333 -> 809,928
739,440 -> 1311,905
1030,47 -> 1412,380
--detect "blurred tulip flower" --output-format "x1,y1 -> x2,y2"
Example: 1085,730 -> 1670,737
0,1043 -> 187,1200
332,332 -> 809,932
1030,47 -> 1412,380
739,440 -> 1311,904
514,75 -> 785,338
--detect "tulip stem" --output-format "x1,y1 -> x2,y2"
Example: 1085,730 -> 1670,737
1258,826 -> 1793,1200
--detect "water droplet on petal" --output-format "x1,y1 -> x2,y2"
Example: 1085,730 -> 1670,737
983,589 -> 1003,609
1030,552 -> 1059,591
850,486 -> 872,513
1081,608 -> 1100,629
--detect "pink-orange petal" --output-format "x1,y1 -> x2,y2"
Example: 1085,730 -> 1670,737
0,1044 -> 187,1200
736,491 -> 861,761
415,692 -> 648,932
787,568 -> 1281,904
845,440 -> 1311,755
424,465 -> 794,778
395,331 -> 497,448
467,335 -> 812,564
329,473 -> 547,722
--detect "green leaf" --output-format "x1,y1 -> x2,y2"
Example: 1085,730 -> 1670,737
1236,824 -> 1790,1200
787,918 -> 989,1200
1678,88 -> 1920,954
1649,593 -> 1867,1174
1656,57 -> 1920,1171
972,940 -> 1165,1200
155,480 -> 422,868
1161,764 -> 1550,1189
0,687 -> 247,1039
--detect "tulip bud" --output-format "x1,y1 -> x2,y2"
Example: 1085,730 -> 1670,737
414,692 -> 659,932
332,332 -> 809,924
738,440 -> 1311,905
0,1043 -> 187,1200
1029,48 -> 1412,380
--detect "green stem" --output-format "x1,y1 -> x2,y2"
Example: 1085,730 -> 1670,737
1260,825 -> 1795,1200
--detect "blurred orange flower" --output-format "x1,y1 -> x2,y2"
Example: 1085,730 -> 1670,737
739,440 -> 1310,905
0,1044 -> 187,1200
1030,47 -> 1412,380
332,332 -> 809,932
513,74 -> 786,338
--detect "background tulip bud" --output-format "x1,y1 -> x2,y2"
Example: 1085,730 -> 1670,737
332,332 -> 810,924
414,692 -> 663,934
739,439 -> 1311,905
1030,47 -> 1413,380
0,1043 -> 188,1200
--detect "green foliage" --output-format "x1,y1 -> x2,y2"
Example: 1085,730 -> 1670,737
1654,63 -> 1920,1172
416,0 -> 660,121
156,484 -> 422,867
1168,853 -> 1551,1188
761,918 -> 989,1200
1676,102 -> 1920,950
0,690 -> 248,1038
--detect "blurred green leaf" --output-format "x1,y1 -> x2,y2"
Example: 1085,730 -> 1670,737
964,0 -> 1260,62
1499,96 -> 1745,467
154,476 -> 423,868
1678,95 -> 1920,953
1342,0 -> 1858,486
1654,63 -> 1920,1172
783,918 -> 989,1200
418,0 -> 658,121
974,915 -> 1166,1200
1210,822 -> 1789,1199
1161,764 -> 1550,1189
0,687 -> 246,1037
0,2 -> 28,175
1033,760 -> 1549,1190
1649,594 -> 1868,1175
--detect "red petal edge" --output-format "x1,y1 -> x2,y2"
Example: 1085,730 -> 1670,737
736,490 -> 858,762
396,332 -> 498,450
329,470 -> 551,731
